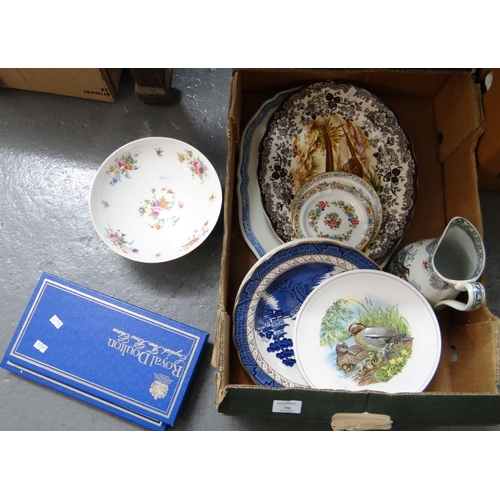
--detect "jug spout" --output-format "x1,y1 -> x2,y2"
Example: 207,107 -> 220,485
432,216 -> 485,285
388,216 -> 486,311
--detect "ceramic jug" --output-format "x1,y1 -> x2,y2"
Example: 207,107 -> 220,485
388,216 -> 486,311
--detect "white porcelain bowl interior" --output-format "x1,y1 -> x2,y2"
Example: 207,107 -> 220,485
89,137 -> 222,263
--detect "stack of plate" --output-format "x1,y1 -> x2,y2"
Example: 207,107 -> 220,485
233,239 -> 382,388
233,241 -> 441,393
233,79 -> 442,394
237,79 -> 418,267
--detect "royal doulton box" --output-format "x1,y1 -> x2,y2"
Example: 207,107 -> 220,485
1,273 -> 208,430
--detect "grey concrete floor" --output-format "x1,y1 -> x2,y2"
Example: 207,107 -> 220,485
0,68 -> 499,431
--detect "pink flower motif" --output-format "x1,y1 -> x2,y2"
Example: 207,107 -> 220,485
152,206 -> 162,217
178,201 -> 184,208
117,160 -> 125,168
179,149 -> 208,182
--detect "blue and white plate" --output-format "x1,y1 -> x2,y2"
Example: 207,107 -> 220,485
233,238 -> 381,388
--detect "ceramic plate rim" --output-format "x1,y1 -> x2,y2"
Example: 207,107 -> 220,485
290,172 -> 383,245
236,88 -> 300,258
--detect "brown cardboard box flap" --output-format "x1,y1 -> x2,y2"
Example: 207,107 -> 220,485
213,307 -> 231,404
239,68 -> 463,98
435,73 -> 485,163
448,315 -> 500,393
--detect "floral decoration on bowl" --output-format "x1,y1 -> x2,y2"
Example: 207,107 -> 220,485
89,137 -> 222,263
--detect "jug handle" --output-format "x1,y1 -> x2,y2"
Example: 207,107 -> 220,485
434,282 -> 486,312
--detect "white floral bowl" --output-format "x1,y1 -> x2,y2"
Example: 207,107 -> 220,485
89,137 -> 222,263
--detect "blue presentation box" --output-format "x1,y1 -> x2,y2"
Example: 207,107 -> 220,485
1,273 -> 208,430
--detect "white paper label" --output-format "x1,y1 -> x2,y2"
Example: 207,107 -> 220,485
345,86 -> 357,98
272,400 -> 302,414
34,340 -> 48,353
50,315 -> 63,329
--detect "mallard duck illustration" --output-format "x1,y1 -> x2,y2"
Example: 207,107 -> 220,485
348,323 -> 413,353
336,341 -> 370,372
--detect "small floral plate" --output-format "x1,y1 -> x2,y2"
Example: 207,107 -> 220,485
89,137 -> 222,263
290,172 -> 383,249
291,181 -> 375,250
293,270 -> 441,393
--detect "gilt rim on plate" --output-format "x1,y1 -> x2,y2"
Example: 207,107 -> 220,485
290,172 -> 383,249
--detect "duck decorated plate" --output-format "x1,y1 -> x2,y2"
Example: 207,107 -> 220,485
291,181 -> 375,250
233,239 -> 381,388
89,137 -> 222,263
293,270 -> 441,393
258,80 -> 417,266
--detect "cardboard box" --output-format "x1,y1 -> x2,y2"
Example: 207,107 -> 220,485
0,68 -> 122,102
213,69 -> 500,428
477,68 -> 500,190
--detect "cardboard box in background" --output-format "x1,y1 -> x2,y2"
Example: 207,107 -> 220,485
213,69 -> 500,429
0,68 -> 122,102
477,68 -> 500,191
